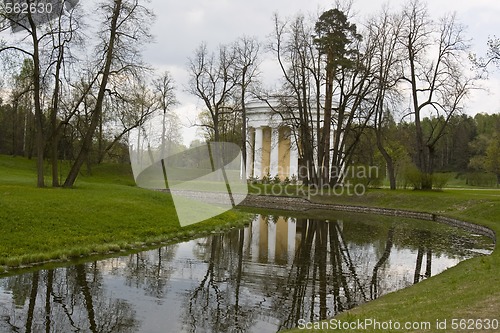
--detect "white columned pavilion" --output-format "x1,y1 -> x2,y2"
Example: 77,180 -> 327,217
245,101 -> 302,181
242,99 -> 339,183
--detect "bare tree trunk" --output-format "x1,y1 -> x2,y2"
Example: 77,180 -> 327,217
320,57 -> 334,187
28,15 -> 45,188
376,131 -> 396,190
50,46 -> 64,187
26,272 -> 40,333
64,0 -> 123,188
76,264 -> 98,332
241,85 -> 247,175
45,270 -> 54,333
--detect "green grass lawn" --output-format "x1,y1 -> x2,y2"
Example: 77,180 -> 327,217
0,155 -> 251,273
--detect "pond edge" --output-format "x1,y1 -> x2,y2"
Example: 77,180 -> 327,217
240,194 -> 497,244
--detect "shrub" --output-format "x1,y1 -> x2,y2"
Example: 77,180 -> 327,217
272,174 -> 281,184
466,172 -> 497,187
401,163 -> 423,189
261,172 -> 271,184
432,173 -> 450,190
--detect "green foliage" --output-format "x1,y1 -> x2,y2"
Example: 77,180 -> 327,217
466,172 -> 498,187
313,8 -> 362,68
261,171 -> 271,184
432,172 -> 450,190
485,133 -> 500,177
272,174 -> 281,184
344,164 -> 384,188
469,127 -> 500,186
399,162 -> 422,189
399,162 -> 450,190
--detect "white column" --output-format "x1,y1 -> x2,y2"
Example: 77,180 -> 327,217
253,127 -> 263,179
289,132 -> 299,179
268,219 -> 276,263
270,127 -> 279,178
251,215 -> 260,262
246,128 -> 254,179
243,225 -> 250,256
287,217 -> 296,265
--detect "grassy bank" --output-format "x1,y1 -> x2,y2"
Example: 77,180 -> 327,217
0,155 -> 251,274
283,189 -> 500,333
2,156 -> 499,332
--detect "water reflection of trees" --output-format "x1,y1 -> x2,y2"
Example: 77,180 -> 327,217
182,218 -> 391,331
0,214 -> 486,333
182,215 -> 457,332
0,263 -> 139,333
273,219 -> 370,330
120,246 -> 178,299
183,230 -> 256,333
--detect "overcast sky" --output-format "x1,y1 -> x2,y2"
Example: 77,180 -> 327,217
136,0 -> 500,144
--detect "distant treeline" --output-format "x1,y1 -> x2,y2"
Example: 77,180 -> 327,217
349,112 -> 500,187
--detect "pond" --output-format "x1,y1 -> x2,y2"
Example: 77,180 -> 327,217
0,210 -> 494,333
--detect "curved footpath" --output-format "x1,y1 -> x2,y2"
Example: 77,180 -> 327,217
240,194 -> 497,242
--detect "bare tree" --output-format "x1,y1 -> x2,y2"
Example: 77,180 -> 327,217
64,0 -> 154,187
366,7 -> 405,190
0,1 -> 52,187
153,70 -> 177,187
187,42 -> 240,143
399,0 -> 474,189
266,9 -> 378,187
46,2 -> 83,186
266,13 -> 322,185
470,36 -> 500,70
328,33 -> 378,186
233,36 -> 260,170
153,70 -> 178,156
97,74 -> 161,164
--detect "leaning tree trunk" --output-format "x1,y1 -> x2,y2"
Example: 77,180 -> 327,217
63,0 -> 123,188
28,13 -> 45,188
376,131 -> 396,190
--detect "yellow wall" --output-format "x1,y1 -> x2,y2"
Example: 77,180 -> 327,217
261,127 -> 271,177
275,216 -> 288,263
259,215 -> 269,260
278,127 -> 291,180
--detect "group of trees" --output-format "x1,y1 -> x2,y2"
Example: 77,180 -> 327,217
351,112 -> 500,188
263,0 -> 485,189
0,0 -> 498,189
0,0 -> 178,188
187,0 -> 499,189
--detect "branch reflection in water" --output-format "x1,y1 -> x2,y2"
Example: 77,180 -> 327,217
0,212 -> 493,333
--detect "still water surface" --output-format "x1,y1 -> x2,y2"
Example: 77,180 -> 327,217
0,211 -> 494,333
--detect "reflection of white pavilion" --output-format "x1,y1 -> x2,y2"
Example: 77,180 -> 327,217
245,215 -> 300,264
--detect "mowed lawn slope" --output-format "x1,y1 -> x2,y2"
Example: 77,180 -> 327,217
0,155 -> 249,272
